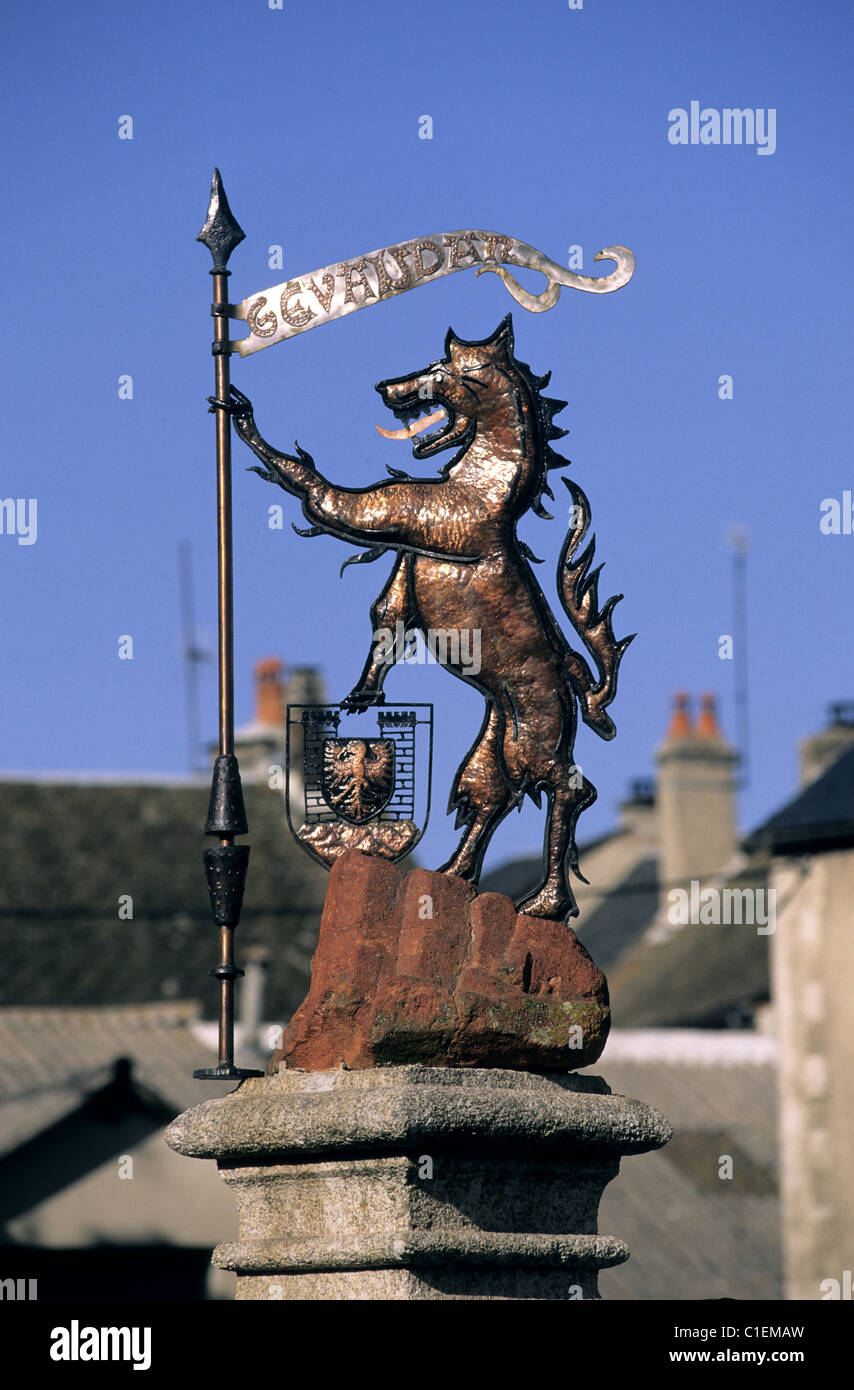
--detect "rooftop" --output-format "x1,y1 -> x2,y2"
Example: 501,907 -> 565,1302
744,742 -> 854,855
0,777 -> 326,1019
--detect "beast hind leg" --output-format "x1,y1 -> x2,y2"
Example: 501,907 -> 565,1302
440,703 -> 515,881
516,771 -> 597,921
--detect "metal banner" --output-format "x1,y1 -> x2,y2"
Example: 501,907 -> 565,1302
230,230 -> 636,356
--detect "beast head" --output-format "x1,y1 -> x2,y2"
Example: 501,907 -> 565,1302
375,315 -> 521,462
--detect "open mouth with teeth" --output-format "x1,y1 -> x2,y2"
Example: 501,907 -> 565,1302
375,384 -> 467,460
376,406 -> 447,442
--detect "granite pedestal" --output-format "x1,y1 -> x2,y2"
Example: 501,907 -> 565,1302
166,1063 -> 671,1300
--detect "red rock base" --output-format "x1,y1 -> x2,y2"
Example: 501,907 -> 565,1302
271,850 -> 610,1072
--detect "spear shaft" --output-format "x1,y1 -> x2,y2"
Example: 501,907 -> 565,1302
194,169 -> 262,1081
213,266 -> 235,760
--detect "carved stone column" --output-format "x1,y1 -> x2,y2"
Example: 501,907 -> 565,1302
166,1064 -> 670,1300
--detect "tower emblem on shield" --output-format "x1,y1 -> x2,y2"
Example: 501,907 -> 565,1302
286,704 -> 432,869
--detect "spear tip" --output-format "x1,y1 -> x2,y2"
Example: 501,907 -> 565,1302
197,168 -> 245,270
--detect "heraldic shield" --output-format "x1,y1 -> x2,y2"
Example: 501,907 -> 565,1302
286,704 -> 433,869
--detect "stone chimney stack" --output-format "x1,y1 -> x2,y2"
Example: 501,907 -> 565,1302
282,666 -> 328,786
239,945 -> 270,1052
223,657 -> 328,784
655,693 -> 739,903
285,666 -> 327,708
617,778 -> 657,846
204,655 -> 331,800
799,702 -> 854,787
228,657 -> 288,783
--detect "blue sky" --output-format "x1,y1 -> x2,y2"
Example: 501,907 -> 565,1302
1,0 -> 852,874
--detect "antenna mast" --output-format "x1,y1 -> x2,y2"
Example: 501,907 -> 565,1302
178,541 -> 207,774
728,524 -> 750,790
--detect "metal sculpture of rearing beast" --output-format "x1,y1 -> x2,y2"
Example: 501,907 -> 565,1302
226,314 -> 633,922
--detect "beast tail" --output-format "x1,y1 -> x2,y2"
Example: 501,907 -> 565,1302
558,478 -> 634,741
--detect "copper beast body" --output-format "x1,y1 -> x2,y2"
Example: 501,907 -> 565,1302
227,315 -> 632,920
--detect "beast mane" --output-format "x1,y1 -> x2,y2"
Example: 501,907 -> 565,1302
498,340 -> 572,525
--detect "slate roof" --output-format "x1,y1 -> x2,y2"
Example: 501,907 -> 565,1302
0,777 -> 327,1022
606,859 -> 771,1028
0,1002 -> 230,1160
743,742 -> 854,854
481,828 -> 659,974
570,854 -> 659,976
480,828 -> 623,902
481,821 -> 771,1030
587,1029 -> 781,1300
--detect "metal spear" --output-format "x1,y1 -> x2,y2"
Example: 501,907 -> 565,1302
193,169 -> 262,1081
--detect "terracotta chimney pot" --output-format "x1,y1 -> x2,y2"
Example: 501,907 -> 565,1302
696,692 -> 722,739
666,692 -> 693,739
254,657 -> 286,727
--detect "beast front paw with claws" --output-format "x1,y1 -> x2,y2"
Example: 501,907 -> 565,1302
341,688 -> 386,714
207,386 -> 256,430
226,385 -> 256,432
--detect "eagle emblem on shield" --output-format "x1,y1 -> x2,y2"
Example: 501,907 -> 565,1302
321,737 -> 396,824
285,703 -> 432,869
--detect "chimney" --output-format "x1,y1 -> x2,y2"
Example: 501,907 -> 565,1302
617,777 -> 657,843
214,656 -> 329,784
254,658 -> 286,727
798,702 -> 854,787
239,946 -> 270,1051
226,656 -> 289,783
666,691 -> 692,739
285,666 -> 327,707
655,693 -> 738,903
